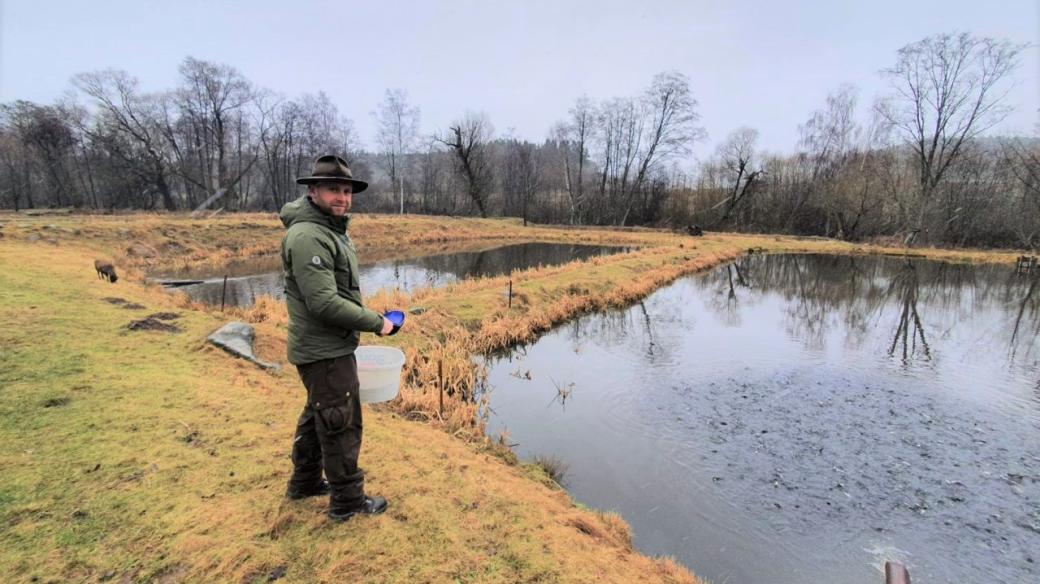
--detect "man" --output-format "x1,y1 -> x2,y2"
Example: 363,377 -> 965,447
279,154 -> 397,522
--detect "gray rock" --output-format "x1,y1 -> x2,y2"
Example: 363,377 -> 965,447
206,322 -> 280,371
408,306 -> 428,315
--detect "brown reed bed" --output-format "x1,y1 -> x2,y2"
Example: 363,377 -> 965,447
11,210 -> 1019,437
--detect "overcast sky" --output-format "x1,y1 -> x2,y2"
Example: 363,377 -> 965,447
1,0 -> 1037,163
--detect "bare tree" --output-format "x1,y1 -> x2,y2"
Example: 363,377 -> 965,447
417,138 -> 451,214
256,95 -> 296,209
74,70 -> 181,209
0,101 -> 82,208
502,139 -> 542,226
594,96 -> 640,223
801,85 -> 860,167
620,71 -> 705,225
1002,136 -> 1040,249
168,57 -> 262,211
3,49 -> 1036,245
794,85 -> 859,227
552,96 -> 595,224
711,127 -> 762,227
439,112 -> 494,217
792,85 -> 891,240
589,72 -> 704,225
373,89 -> 420,214
0,106 -> 37,209
878,32 -> 1025,244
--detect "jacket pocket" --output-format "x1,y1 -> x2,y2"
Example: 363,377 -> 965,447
333,251 -> 359,291
346,259 -> 360,290
344,237 -> 361,289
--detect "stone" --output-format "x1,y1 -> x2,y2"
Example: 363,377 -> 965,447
207,322 -> 280,371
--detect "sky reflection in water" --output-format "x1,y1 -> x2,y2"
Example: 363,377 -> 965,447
161,242 -> 633,306
485,254 -> 1039,584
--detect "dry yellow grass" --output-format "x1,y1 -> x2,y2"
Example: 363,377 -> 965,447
0,211 -> 1022,583
0,237 -> 700,584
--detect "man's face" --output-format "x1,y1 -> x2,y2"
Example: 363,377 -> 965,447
309,182 -> 353,216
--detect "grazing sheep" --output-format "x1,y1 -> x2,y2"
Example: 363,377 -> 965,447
94,259 -> 118,283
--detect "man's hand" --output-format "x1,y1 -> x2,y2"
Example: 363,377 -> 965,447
378,316 -> 394,336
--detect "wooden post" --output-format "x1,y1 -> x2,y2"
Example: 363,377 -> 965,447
508,280 -> 513,308
220,275 -> 229,311
438,360 -> 444,418
884,561 -> 910,584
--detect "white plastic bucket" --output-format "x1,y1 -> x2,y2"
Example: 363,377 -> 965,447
355,346 -> 406,403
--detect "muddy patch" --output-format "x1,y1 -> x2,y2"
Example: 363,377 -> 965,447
103,297 -> 145,310
126,317 -> 181,333
41,396 -> 71,408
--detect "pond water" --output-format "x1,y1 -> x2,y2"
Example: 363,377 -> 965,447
483,254 -> 1040,584
157,242 -> 633,307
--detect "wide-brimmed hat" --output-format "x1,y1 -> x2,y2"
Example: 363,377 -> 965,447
296,155 -> 369,193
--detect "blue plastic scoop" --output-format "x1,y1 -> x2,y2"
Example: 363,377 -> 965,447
384,310 -> 405,336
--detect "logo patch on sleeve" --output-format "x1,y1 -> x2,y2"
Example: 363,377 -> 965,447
311,256 -> 322,266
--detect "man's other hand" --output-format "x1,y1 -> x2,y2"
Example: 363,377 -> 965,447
379,317 -> 394,336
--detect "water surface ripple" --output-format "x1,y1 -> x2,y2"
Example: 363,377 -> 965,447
485,254 -> 1040,584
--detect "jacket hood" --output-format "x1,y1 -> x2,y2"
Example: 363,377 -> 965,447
279,195 -> 349,233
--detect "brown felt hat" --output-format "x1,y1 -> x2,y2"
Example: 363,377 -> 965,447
296,154 -> 369,193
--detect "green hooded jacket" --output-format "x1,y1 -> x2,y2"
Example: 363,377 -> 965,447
279,196 -> 384,365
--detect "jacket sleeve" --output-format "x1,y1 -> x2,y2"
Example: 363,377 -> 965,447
286,229 -> 385,333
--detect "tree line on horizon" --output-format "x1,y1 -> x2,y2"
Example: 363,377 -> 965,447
1,32 -> 1036,249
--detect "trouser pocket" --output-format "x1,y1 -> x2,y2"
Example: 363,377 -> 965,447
318,405 -> 349,436
297,354 -> 360,409
295,354 -> 365,503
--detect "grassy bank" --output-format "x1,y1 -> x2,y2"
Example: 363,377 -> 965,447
0,212 -> 1022,583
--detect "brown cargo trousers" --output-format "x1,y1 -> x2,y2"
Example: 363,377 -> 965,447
289,353 -> 366,507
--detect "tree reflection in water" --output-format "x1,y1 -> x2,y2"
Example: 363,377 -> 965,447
483,253 -> 1040,584
700,258 -> 756,327
886,261 -> 931,363
1009,276 -> 1038,360
695,254 -> 1040,368
562,300 -> 666,363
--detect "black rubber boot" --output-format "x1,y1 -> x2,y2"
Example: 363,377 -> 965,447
285,479 -> 331,500
328,496 -> 388,522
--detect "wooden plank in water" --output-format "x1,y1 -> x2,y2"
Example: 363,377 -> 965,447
885,561 -> 910,584
155,279 -> 206,287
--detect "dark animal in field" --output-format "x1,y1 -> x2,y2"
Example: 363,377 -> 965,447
94,259 -> 118,283
686,224 -> 704,236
